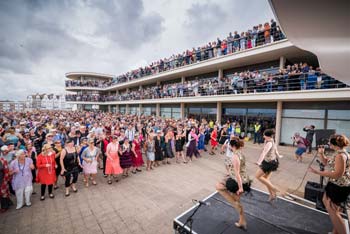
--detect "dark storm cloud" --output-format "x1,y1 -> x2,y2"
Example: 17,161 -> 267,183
0,0 -> 164,75
183,2 -> 228,41
94,0 -> 164,47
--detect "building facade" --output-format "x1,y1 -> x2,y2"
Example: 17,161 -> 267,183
26,94 -> 69,110
0,101 -> 26,112
65,39 -> 350,145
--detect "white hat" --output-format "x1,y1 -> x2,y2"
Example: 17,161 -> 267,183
74,122 -> 80,127
1,145 -> 9,151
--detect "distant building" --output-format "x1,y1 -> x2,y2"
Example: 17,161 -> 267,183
26,93 -> 70,110
0,101 -> 26,112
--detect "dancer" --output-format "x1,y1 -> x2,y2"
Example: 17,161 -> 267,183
309,134 -> 350,234
209,126 -> 218,155
186,127 -> 200,162
163,129 -> 175,164
81,139 -> 100,186
175,126 -> 186,163
119,138 -> 133,177
60,139 -> 81,196
216,138 -> 250,230
131,132 -> 144,174
255,129 -> 283,202
105,135 -> 123,184
145,133 -> 155,171
36,144 -> 56,200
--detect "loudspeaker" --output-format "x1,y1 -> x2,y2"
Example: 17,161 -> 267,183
304,181 -> 323,202
304,181 -> 327,212
314,129 -> 336,146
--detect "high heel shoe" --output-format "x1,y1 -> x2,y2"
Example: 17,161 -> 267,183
234,222 -> 247,231
268,193 -> 277,203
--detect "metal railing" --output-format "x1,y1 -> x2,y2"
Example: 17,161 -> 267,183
65,72 -> 348,102
65,26 -> 285,89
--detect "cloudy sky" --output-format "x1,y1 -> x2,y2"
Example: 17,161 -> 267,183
0,0 -> 274,100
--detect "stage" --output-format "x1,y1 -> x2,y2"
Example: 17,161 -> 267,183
174,188 -> 349,234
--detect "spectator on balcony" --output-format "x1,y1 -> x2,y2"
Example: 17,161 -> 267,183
270,19 -> 277,42
233,31 -> 240,51
251,26 -> 258,48
240,32 -> 246,51
216,38 -> 222,56
257,24 -> 264,46
264,22 -> 271,44
227,32 -> 234,53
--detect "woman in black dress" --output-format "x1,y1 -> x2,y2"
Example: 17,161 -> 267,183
154,130 -> 164,167
175,126 -> 186,163
163,129 -> 175,164
255,129 -> 283,202
60,139 -> 81,196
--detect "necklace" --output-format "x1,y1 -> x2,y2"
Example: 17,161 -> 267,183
18,159 -> 26,176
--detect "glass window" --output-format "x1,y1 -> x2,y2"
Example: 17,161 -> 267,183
280,118 -> 324,146
189,107 -> 201,114
327,120 -> 350,139
223,108 -> 246,115
328,110 -> 350,120
201,108 -> 217,114
247,108 -> 276,116
282,109 -> 325,119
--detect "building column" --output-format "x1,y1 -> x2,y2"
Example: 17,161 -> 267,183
138,104 -> 142,116
181,76 -> 186,84
156,81 -> 160,86
180,103 -> 185,119
218,68 -> 223,80
216,102 -> 222,124
126,104 -> 130,114
275,101 -> 283,145
108,105 -> 111,112
279,56 -> 286,70
156,103 -> 160,117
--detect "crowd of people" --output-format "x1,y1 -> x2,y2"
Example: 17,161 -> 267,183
0,110 -> 349,234
65,62 -> 347,103
0,110 -> 257,212
65,20 -> 285,89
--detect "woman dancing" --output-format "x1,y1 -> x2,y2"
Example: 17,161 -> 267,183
216,137 -> 250,230
309,134 -> 350,234
255,129 -> 283,202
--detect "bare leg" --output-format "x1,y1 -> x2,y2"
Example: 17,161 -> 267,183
255,169 -> 278,198
216,181 -> 246,227
323,194 -> 345,234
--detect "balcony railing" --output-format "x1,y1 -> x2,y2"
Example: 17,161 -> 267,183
65,72 -> 348,102
66,29 -> 286,89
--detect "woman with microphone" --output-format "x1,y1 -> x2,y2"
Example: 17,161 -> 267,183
309,134 -> 350,234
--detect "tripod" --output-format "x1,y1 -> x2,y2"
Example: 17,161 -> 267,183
181,202 -> 204,234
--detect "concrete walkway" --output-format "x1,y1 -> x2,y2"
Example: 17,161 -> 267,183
0,142 -> 320,234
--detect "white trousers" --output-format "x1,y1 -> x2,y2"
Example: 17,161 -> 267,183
15,185 -> 33,209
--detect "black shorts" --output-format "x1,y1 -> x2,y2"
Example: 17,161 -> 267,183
226,178 -> 251,193
260,159 -> 279,174
325,182 -> 350,205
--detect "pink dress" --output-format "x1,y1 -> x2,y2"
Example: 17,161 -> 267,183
105,142 -> 123,175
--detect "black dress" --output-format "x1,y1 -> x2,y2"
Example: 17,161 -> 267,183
175,136 -> 185,152
154,137 -> 164,161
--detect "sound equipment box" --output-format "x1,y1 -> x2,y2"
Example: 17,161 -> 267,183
304,181 -> 326,212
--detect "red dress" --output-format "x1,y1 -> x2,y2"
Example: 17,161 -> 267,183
132,140 -> 144,167
36,153 -> 57,185
210,130 -> 218,147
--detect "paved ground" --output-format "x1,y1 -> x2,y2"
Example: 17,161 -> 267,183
0,142 -> 320,234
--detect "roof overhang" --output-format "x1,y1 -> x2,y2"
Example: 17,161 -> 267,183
269,0 -> 350,85
65,72 -> 114,80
